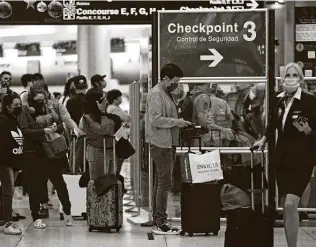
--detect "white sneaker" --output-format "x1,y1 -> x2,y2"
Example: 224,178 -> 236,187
64,215 -> 73,226
33,219 -> 46,229
4,223 -> 22,235
0,222 -> 5,233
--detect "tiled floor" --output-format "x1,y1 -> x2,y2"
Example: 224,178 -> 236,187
1,163 -> 316,247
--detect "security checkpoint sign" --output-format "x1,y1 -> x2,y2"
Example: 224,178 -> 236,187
158,9 -> 268,79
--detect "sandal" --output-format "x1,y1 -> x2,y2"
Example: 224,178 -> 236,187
33,219 -> 46,229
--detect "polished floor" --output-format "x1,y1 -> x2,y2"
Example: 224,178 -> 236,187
1,163 -> 316,247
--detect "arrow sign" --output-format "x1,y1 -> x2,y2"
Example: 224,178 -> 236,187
246,0 -> 259,10
200,49 -> 223,67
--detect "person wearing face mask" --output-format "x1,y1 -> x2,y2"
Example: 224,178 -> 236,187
145,63 -> 191,235
17,87 -> 74,229
80,89 -> 115,180
0,93 -> 23,235
253,62 -> 316,247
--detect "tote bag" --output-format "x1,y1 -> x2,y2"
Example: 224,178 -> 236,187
180,149 -> 223,184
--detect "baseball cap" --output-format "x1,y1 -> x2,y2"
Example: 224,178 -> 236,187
74,75 -> 88,90
91,74 -> 106,84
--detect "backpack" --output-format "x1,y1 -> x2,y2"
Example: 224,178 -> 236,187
179,91 -> 211,122
105,113 -> 122,132
179,93 -> 194,121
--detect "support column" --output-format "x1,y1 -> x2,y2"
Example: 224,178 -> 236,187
77,25 -> 89,78
77,25 -> 111,85
284,1 -> 295,64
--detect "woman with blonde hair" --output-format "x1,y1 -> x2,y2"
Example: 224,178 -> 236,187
254,62 -> 316,247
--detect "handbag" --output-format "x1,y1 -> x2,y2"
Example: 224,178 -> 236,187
42,132 -> 69,159
115,137 -> 135,159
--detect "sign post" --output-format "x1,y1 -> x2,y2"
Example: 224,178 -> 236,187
158,9 -> 268,80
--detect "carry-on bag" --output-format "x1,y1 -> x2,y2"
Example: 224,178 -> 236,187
59,133 -> 87,220
224,147 -> 273,247
86,135 -> 123,233
180,136 -> 221,237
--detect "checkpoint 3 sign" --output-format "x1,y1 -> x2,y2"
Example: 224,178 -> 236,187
158,9 -> 268,79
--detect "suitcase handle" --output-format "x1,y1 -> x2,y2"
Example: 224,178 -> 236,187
250,147 -> 266,214
103,135 -> 117,174
71,131 -> 86,174
186,135 -> 203,154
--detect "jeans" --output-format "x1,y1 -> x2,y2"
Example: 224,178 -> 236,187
150,145 -> 176,225
0,166 -> 15,222
86,145 -> 114,180
24,151 -> 71,221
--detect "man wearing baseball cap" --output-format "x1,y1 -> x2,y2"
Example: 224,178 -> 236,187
91,74 -> 106,92
66,75 -> 88,173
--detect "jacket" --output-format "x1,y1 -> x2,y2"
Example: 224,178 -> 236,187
0,114 -> 24,170
17,103 -> 64,152
145,83 -> 179,148
265,88 -> 316,170
81,114 -> 115,149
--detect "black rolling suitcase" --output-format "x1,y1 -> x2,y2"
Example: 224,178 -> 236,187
179,136 -> 221,237
224,147 -> 273,247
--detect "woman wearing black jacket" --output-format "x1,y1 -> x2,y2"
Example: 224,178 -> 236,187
17,87 -> 73,229
254,62 -> 316,247
0,93 -> 23,235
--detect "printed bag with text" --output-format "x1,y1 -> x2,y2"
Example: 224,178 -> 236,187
180,149 -> 223,184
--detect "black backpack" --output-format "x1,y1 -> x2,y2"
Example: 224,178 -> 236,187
179,93 -> 194,121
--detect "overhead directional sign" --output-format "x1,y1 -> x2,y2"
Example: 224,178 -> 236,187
158,9 -> 267,79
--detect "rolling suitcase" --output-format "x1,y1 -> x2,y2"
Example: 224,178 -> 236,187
59,133 -> 87,220
179,136 -> 221,237
86,135 -> 123,233
224,147 -> 273,247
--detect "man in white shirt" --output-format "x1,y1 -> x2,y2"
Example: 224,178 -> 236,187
106,89 -> 130,123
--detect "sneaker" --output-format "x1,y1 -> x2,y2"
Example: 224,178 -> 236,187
151,223 -> 180,235
33,219 -> 46,229
0,222 -> 5,233
4,223 -> 22,235
42,202 -> 53,208
38,207 -> 49,219
64,215 -> 73,226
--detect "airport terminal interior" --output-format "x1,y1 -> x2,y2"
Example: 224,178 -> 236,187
1,1 -> 316,246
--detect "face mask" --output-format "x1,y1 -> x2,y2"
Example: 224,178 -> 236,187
283,79 -> 300,94
166,82 -> 178,92
12,106 -> 22,116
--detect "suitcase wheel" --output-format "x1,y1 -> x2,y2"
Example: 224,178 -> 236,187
180,231 -> 185,236
89,227 -> 93,232
188,232 -> 193,237
213,231 -> 219,236
205,233 -> 209,236
82,213 -> 87,220
60,213 -> 64,221
116,226 -> 122,232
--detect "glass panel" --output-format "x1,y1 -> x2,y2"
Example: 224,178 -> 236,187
177,82 -> 266,148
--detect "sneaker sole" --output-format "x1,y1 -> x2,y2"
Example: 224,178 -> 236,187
4,232 -> 22,235
151,229 -> 180,235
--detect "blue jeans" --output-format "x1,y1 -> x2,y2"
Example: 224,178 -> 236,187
150,145 -> 176,225
0,166 -> 15,223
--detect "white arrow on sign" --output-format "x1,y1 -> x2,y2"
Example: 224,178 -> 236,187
200,49 -> 223,67
246,0 -> 259,10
